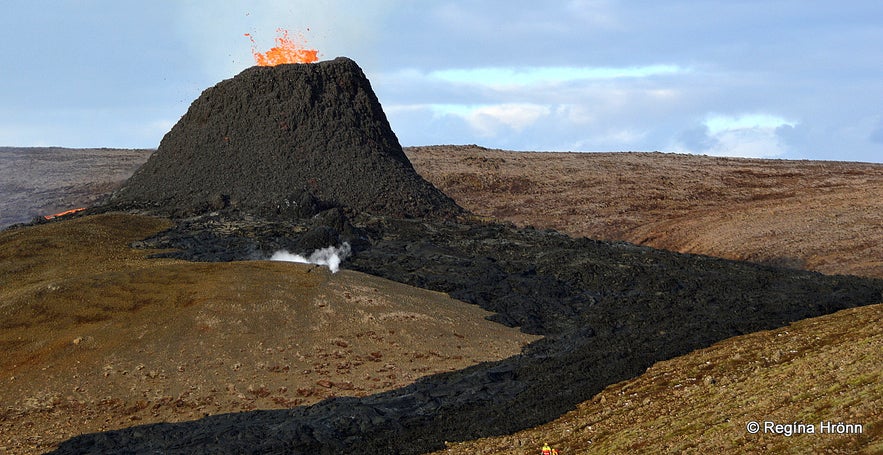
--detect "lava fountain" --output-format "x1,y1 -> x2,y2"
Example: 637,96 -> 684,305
244,28 -> 319,65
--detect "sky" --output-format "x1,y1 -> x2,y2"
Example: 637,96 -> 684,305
1,1 -> 881,163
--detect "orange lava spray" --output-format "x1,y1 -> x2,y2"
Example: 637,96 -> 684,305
245,28 -> 319,66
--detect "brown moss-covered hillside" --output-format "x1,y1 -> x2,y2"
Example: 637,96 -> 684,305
434,303 -> 882,454
0,213 -> 536,454
407,145 -> 883,279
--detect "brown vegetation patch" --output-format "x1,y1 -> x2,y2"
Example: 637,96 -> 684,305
434,303 -> 883,454
407,145 -> 883,278
0,214 -> 536,454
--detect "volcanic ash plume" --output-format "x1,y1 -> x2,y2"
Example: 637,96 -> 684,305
270,243 -> 352,273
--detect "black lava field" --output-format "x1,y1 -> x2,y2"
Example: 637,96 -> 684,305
49,58 -> 883,454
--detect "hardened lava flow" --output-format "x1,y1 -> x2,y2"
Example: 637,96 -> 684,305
54,57 -> 883,454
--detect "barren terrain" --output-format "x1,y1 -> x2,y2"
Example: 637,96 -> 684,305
0,147 -> 151,228
434,303 -> 882,454
1,146 -> 881,453
407,145 -> 883,279
5,145 -> 880,280
0,214 -> 536,453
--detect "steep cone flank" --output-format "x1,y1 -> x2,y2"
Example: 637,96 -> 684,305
108,57 -> 462,219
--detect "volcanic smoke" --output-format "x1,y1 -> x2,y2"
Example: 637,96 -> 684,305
245,28 -> 319,65
270,243 -> 352,273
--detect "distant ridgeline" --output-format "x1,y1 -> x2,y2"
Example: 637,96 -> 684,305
105,57 -> 462,220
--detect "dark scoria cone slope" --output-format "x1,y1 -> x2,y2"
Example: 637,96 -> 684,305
105,57 -> 461,220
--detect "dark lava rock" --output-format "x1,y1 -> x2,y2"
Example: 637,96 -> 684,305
53,213 -> 883,455
104,57 -> 462,220
52,58 -> 883,455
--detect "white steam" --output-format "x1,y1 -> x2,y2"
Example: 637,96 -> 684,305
270,242 -> 352,273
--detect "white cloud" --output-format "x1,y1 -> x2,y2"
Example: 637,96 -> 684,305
705,113 -> 796,135
566,128 -> 647,151
429,103 -> 552,136
673,113 -> 798,158
429,64 -> 686,89
706,128 -> 787,158
554,104 -> 595,125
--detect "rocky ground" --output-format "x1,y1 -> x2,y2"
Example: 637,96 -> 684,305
0,214 -> 536,454
42,196 -> 882,453
434,303 -> 882,454
6,144 -> 879,280
2,146 -> 881,453
407,145 -> 883,279
0,147 -> 150,228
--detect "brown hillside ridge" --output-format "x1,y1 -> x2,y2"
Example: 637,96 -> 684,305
406,145 -> 883,279
5,145 -> 879,279
433,303 -> 883,454
0,213 -> 537,454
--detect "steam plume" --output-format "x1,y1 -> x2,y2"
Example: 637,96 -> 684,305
270,242 -> 352,273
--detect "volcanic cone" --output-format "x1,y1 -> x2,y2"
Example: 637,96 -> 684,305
107,57 -> 462,219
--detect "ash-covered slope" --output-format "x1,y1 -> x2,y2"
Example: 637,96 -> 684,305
107,57 -> 461,219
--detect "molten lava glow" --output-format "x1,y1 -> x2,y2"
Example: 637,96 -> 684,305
245,28 -> 319,66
